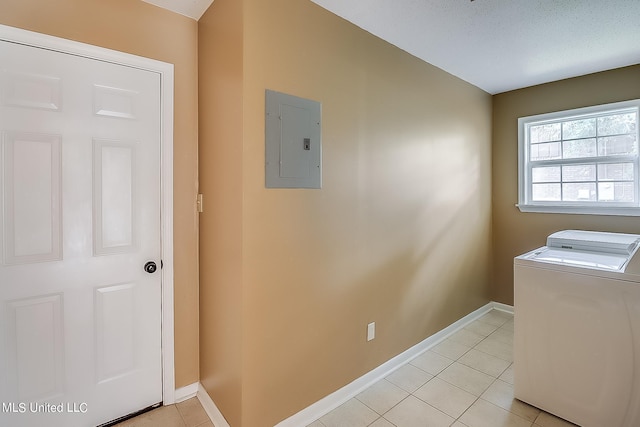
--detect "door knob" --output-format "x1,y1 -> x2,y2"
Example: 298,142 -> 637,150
144,261 -> 157,274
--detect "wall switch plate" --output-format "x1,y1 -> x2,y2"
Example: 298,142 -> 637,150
367,322 -> 375,341
196,193 -> 204,213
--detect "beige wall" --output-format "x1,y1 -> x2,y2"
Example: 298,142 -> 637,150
199,0 -> 493,425
492,64 -> 640,304
0,0 -> 200,388
198,0 -> 244,425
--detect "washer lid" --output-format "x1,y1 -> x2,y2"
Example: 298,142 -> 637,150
530,248 -> 629,271
547,230 -> 640,255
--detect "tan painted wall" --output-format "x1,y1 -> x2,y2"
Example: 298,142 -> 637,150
198,0 -> 244,425
492,64 -> 640,304
199,0 -> 493,424
0,0 -> 200,388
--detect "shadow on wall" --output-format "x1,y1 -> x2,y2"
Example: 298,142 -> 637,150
248,143 -> 491,421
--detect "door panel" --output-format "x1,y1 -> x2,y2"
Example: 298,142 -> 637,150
94,140 -> 136,254
1,70 -> 62,111
95,283 -> 136,382
0,37 -> 162,427
7,294 -> 65,401
2,132 -> 62,264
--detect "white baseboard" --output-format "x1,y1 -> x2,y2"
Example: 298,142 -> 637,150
189,301 -> 514,427
275,301 -> 509,427
197,383 -> 231,427
491,301 -> 514,314
174,382 -> 199,403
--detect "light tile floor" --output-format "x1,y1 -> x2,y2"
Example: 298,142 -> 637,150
113,310 -> 578,427
113,397 -> 212,427
309,310 -> 578,427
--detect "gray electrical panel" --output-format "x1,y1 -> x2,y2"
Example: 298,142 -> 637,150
265,89 -> 321,188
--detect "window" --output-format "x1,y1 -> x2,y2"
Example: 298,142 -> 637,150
518,99 -> 640,216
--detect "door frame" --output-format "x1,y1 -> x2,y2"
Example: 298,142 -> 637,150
0,24 -> 177,405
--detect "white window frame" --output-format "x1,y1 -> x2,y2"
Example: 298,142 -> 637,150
518,99 -> 640,216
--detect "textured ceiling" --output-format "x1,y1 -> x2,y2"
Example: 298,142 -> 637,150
311,0 -> 640,94
146,0 -> 640,94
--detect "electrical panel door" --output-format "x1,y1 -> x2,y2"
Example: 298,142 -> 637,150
265,90 -> 321,188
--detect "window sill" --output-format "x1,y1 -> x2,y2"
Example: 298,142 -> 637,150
516,204 -> 640,216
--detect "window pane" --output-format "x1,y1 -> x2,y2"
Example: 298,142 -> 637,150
597,134 -> 637,156
562,118 -> 596,140
598,163 -> 634,181
562,138 -> 597,159
520,103 -> 640,210
562,183 -> 596,201
562,164 -> 596,182
532,166 -> 560,183
530,141 -> 561,161
598,182 -> 635,202
532,183 -> 561,201
597,113 -> 636,136
530,123 -> 561,143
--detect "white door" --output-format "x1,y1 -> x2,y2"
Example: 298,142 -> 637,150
0,37 -> 162,427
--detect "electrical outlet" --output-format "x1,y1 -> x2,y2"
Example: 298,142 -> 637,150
367,322 -> 375,341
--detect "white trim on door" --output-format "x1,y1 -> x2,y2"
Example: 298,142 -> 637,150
0,24 -> 176,405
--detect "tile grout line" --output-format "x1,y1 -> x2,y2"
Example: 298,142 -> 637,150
449,316 -> 537,427
414,352 -> 497,424
175,402 -> 189,427
423,315 -> 517,426
449,316 -> 514,425
313,311 -> 517,427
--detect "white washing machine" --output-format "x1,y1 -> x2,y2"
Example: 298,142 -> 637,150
514,230 -> 640,427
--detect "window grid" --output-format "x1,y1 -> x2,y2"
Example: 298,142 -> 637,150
523,105 -> 639,208
528,161 -> 637,201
